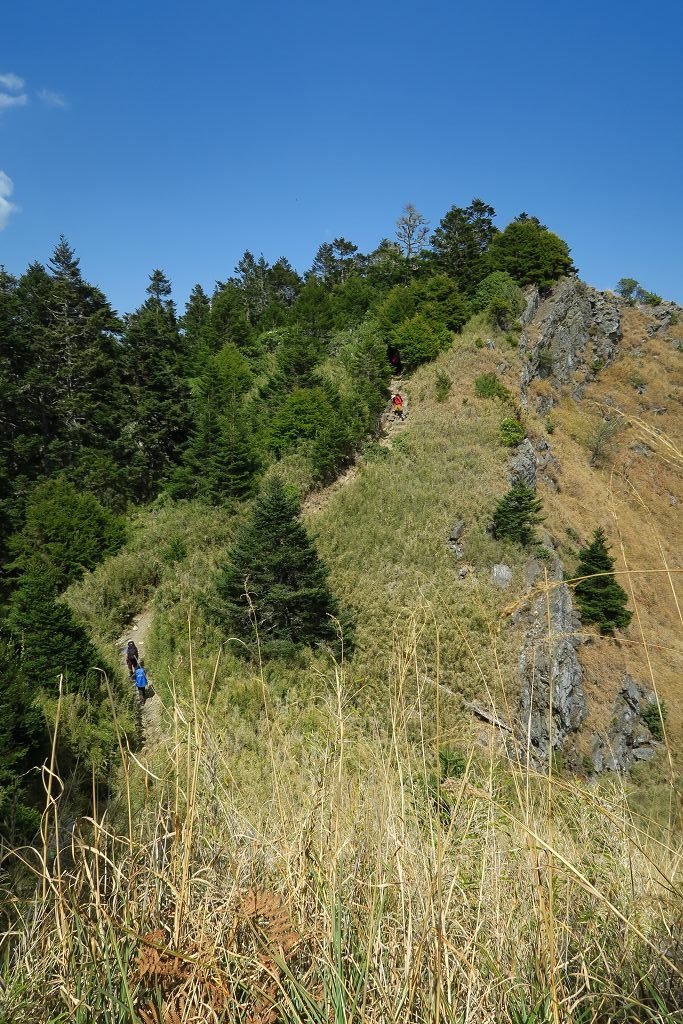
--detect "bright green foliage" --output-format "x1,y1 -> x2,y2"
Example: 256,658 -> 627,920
491,484 -> 544,546
270,387 -> 338,452
642,700 -> 666,741
212,343 -> 253,399
430,198 -> 498,293
8,476 -> 125,588
574,528 -> 632,634
474,373 -> 510,401
616,277 -> 639,301
473,271 -> 525,317
212,477 -> 343,657
393,313 -> 450,370
376,274 -> 469,339
487,215 -> 575,288
499,417 -> 525,447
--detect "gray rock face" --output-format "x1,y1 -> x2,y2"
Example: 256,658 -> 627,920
591,676 -> 661,773
508,438 -> 537,490
492,563 -> 513,588
521,280 -> 623,402
521,287 -> 541,326
447,520 -> 465,559
518,557 -> 585,765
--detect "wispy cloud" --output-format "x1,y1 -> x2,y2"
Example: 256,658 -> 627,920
0,91 -> 28,111
0,70 -> 28,112
0,171 -> 18,230
0,72 -> 24,91
38,88 -> 68,109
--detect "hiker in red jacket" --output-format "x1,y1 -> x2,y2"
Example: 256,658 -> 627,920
391,392 -> 405,420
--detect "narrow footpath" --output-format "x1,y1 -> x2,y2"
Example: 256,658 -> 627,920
303,377 -> 409,515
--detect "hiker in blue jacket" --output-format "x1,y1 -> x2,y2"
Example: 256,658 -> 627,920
134,662 -> 149,701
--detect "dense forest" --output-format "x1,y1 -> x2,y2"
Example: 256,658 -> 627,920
0,200 -> 576,836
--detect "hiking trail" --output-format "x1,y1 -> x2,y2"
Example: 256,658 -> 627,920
117,607 -> 163,752
303,377 -> 409,515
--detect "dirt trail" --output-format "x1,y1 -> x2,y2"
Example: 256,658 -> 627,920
117,607 -> 163,752
303,377 -> 409,515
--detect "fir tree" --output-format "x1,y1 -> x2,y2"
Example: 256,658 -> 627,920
122,270 -> 193,497
9,560 -> 109,696
430,198 -> 497,293
487,216 -> 575,288
212,477 -> 342,656
574,528 -> 632,634
491,483 -> 544,546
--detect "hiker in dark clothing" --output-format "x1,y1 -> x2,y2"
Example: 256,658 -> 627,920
134,662 -> 149,701
125,640 -> 139,679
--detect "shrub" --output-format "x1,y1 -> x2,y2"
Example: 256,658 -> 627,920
472,271 -> 525,318
474,373 -> 510,401
434,368 -> 452,402
393,313 -> 450,370
491,484 -> 544,546
574,527 -> 632,634
537,349 -> 554,375
586,417 -> 620,467
499,417 -> 525,447
474,337 -> 484,349
642,700 -> 666,742
545,416 -> 555,434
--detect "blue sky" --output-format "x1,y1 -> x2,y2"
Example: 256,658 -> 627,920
1,0 -> 682,313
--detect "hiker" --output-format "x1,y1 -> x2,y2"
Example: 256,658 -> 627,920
134,662 -> 149,702
391,392 -> 405,420
125,639 -> 139,679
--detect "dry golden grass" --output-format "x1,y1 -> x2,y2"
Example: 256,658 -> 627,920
1,628 -> 682,1024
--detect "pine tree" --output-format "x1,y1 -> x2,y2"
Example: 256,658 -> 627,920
491,483 -> 544,546
45,238 -> 125,483
212,477 -> 342,656
122,270 -> 193,497
574,528 -> 632,634
9,560 -> 108,695
430,198 -> 497,293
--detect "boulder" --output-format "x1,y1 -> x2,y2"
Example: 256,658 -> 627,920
491,564 -> 513,588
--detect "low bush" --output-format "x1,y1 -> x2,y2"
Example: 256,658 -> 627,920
499,417 -> 525,447
474,373 -> 510,401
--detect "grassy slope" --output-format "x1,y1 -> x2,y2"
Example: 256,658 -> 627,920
15,305 -> 683,1023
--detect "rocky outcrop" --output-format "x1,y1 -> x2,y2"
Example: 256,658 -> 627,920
520,279 -> 623,409
591,676 -> 661,772
508,438 -> 537,489
643,300 -> 681,337
491,563 -> 513,588
518,557 -> 586,765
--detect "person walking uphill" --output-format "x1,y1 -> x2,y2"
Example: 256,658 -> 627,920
391,392 -> 405,420
134,662 -> 149,701
125,639 -> 139,679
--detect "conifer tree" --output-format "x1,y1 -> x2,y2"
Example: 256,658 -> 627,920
491,483 -> 544,546
430,198 -> 497,293
45,238 -> 124,482
9,560 -> 108,695
574,527 -> 632,634
123,270 -> 193,497
212,477 -> 342,656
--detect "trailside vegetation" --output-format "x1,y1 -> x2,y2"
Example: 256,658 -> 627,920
211,477 -> 344,658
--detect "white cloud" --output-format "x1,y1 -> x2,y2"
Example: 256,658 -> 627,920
0,171 -> 18,230
0,72 -> 24,91
0,91 -> 28,111
38,88 -> 68,109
